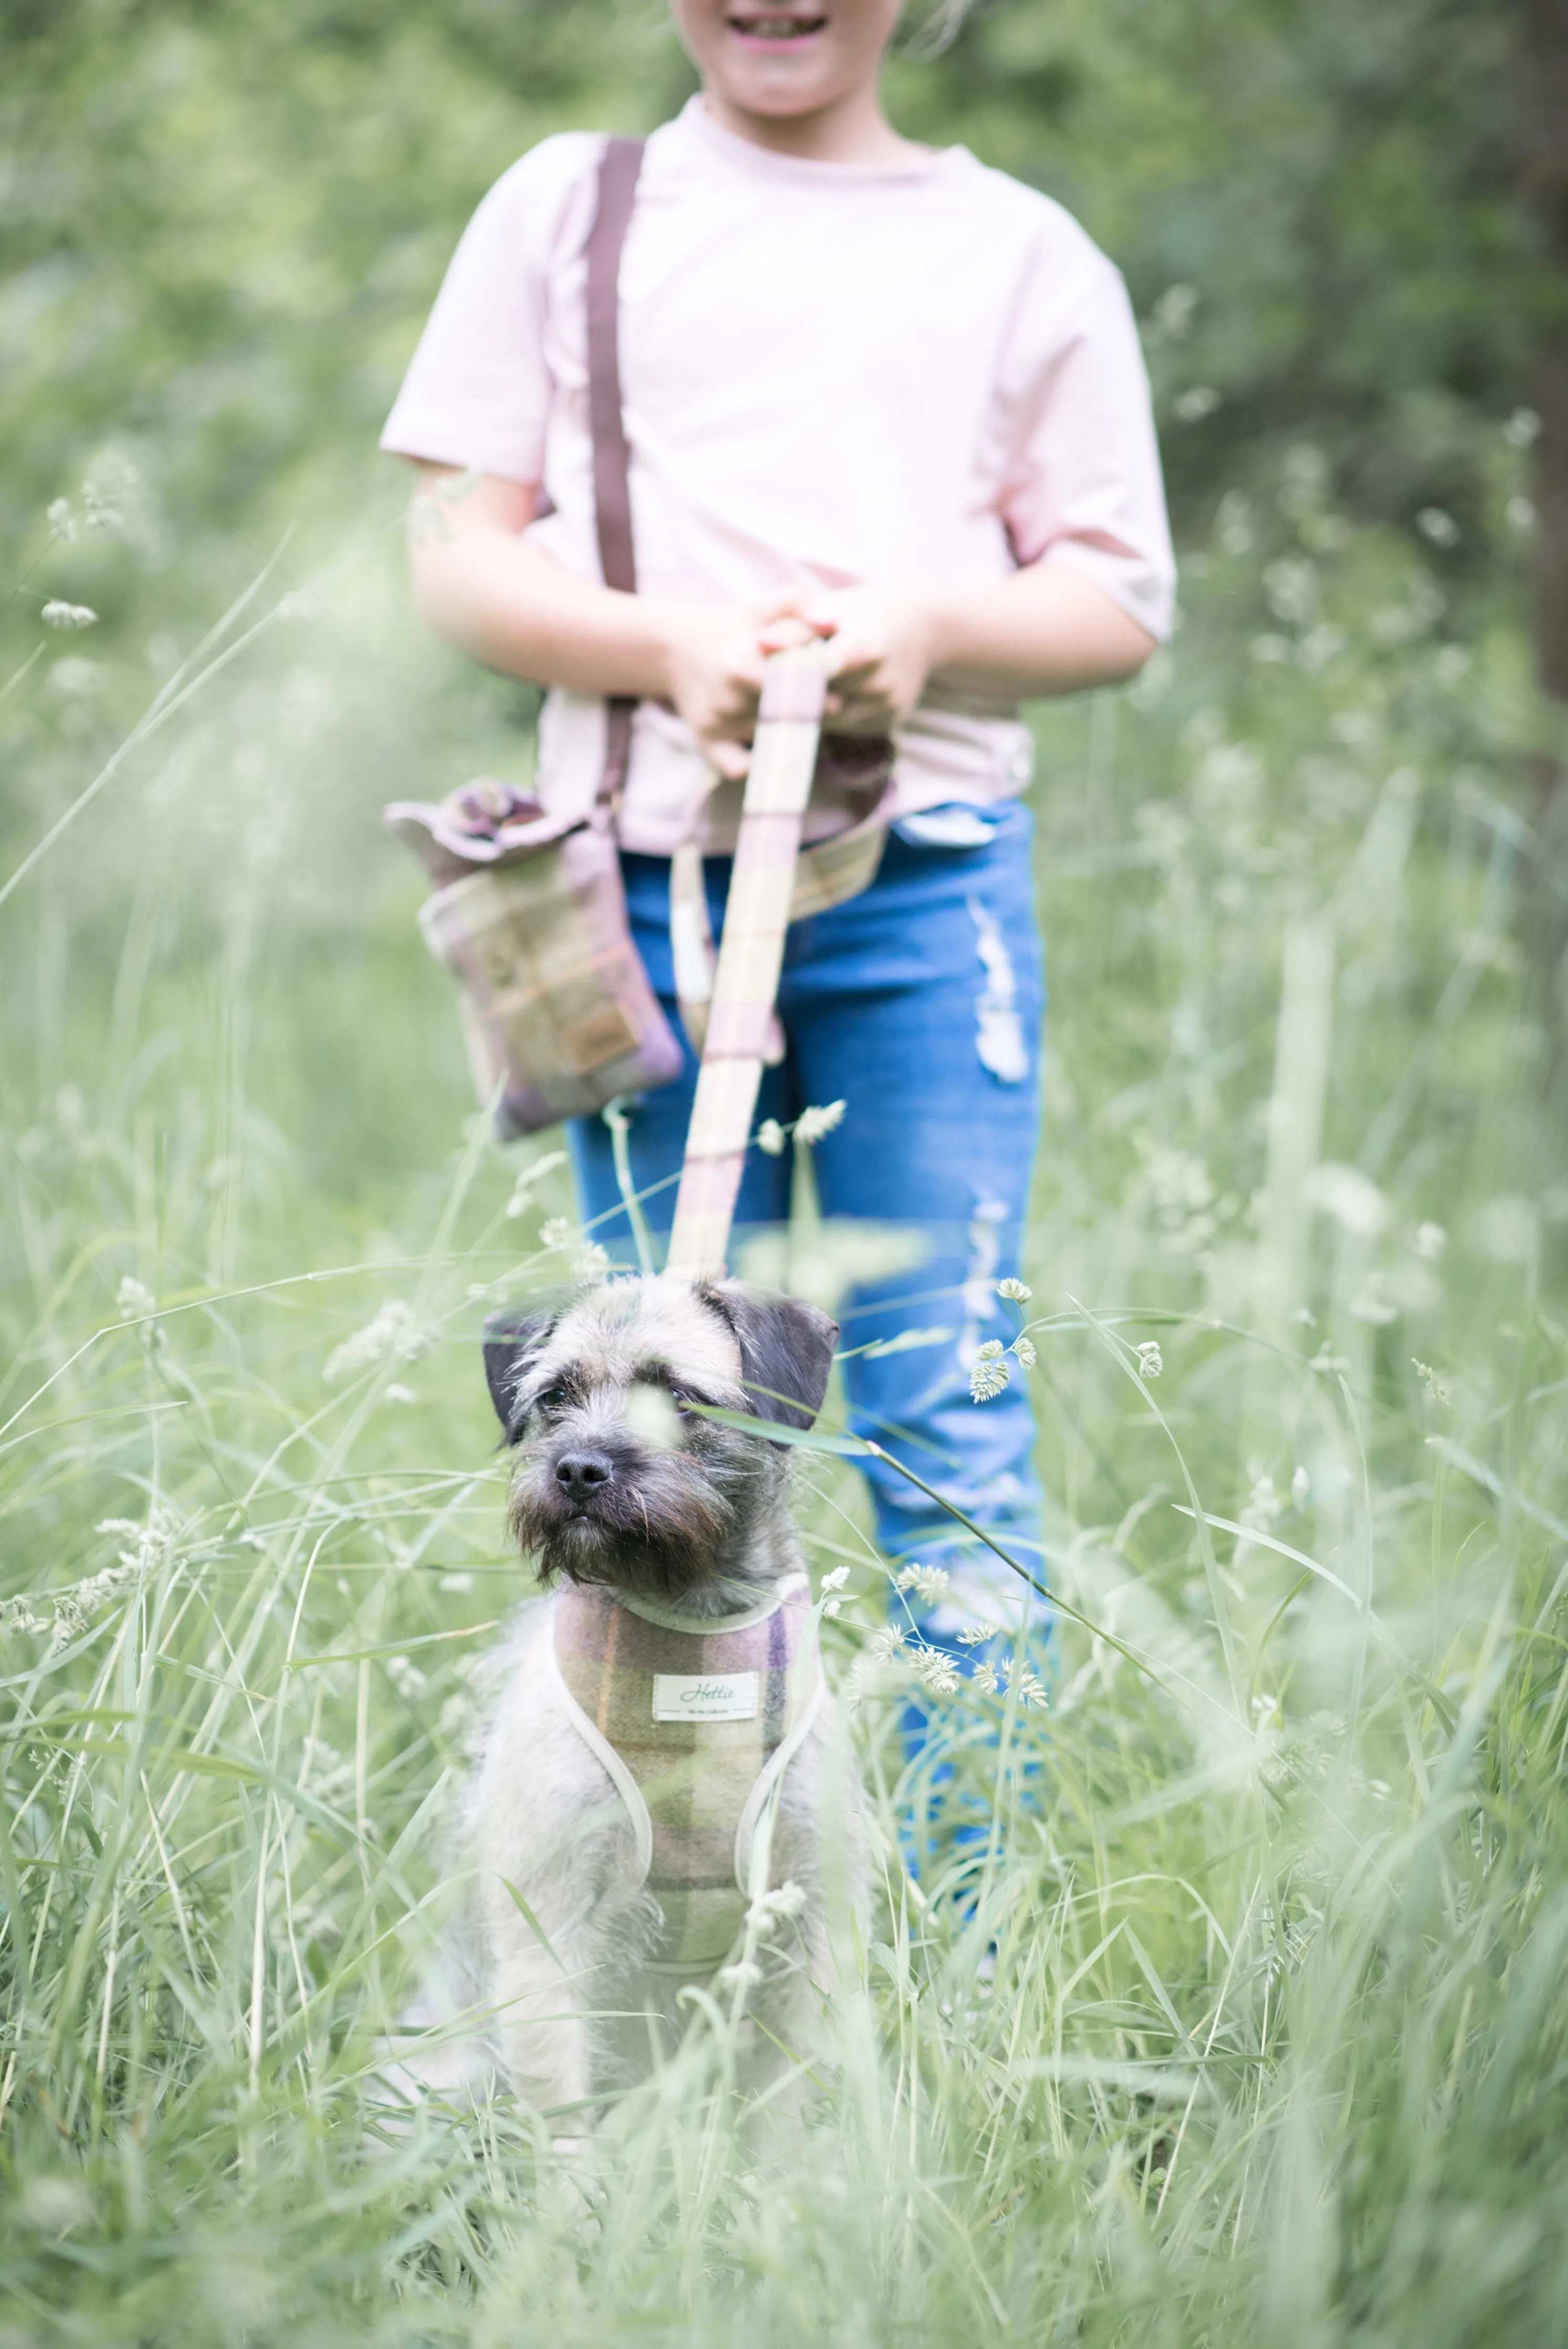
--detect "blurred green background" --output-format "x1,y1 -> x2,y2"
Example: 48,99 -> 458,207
4,6 -> 1568,2345
3,0 -> 1560,1239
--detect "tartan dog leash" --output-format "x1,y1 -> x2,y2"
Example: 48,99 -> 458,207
664,641 -> 830,1280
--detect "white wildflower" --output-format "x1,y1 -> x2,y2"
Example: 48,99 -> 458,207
1012,1335 -> 1036,1368
970,1350 -> 1011,1402
1348,1277 -> 1399,1326
46,1507 -> 174,1637
504,1149 -> 568,1218
954,1620 -> 1002,1647
1291,1465 -> 1309,1508
1241,1475 -> 1282,1532
299,1737 -> 355,1805
868,1624 -> 908,1662
716,1959 -> 764,1993
95,1506 -> 179,1573
971,1663 -> 1000,1696
756,1119 -> 787,1157
1415,1220 -> 1447,1261
323,1299 -> 434,1385
116,1276 -> 155,1320
47,496 -> 77,541
793,1099 -> 846,1146
1412,1359 -> 1451,1407
819,1566 -> 851,1594
1136,1340 -> 1164,1380
383,1383 -> 417,1406
539,1216 -> 575,1252
386,1655 -> 427,1697
2,1597 -> 47,1636
82,476 -> 127,533
1306,1163 -> 1389,1237
41,600 -> 98,629
912,1646 -> 961,1698
996,1277 -> 1032,1302
748,1881 -> 807,1938
895,1563 -> 950,1606
439,1571 -> 473,1594
1006,1659 -> 1049,1709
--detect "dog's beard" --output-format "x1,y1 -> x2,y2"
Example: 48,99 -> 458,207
507,1437 -> 749,1600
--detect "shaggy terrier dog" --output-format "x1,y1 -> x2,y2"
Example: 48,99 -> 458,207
382,1273 -> 866,2129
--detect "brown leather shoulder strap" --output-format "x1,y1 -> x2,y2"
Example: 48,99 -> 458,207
585,134 -> 646,806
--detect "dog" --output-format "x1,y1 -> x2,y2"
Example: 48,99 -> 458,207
380,1272 -> 867,2132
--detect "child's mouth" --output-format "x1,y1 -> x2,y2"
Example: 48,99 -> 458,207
724,12 -> 830,42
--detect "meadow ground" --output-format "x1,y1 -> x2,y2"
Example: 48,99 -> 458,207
2,440 -> 1566,2346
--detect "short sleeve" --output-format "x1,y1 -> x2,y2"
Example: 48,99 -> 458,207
380,136 -> 597,483
996,234 -> 1176,643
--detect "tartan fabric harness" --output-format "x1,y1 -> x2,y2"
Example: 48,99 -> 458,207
550,1573 -> 822,1978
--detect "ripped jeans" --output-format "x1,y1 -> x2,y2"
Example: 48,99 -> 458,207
567,800 -> 1047,1635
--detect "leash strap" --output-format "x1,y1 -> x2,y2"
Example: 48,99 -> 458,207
666,642 -> 828,1277
585,134 -> 646,809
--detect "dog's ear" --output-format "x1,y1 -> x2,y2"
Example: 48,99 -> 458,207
706,1282 -> 839,1434
482,1293 -> 573,1444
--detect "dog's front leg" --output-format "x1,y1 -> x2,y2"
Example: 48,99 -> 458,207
470,1613 -> 641,2130
486,1919 -> 595,2126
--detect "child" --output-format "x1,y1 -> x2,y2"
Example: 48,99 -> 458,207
381,0 -> 1175,1668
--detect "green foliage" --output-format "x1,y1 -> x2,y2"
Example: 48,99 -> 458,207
3,429 -> 1566,2339
1,0 -> 1549,619
4,6 -> 1567,2342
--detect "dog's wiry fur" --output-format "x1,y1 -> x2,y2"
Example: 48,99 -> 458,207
381,1275 -> 866,2129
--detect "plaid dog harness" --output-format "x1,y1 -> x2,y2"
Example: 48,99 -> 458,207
550,1573 -> 822,1978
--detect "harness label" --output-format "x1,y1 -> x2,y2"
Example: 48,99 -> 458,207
651,1670 -> 760,1723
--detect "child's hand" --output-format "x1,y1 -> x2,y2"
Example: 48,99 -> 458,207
655,600 -> 818,779
761,588 -> 937,734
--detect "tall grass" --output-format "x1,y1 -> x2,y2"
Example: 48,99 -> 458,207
3,438 -> 1566,2346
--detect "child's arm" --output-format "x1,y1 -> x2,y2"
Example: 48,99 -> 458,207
766,573 -> 1156,733
409,465 -> 1153,770
409,464 -> 809,781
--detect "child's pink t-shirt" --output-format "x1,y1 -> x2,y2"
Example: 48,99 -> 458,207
382,97 -> 1176,855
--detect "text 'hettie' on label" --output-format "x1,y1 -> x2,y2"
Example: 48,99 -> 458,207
651,1670 -> 760,1723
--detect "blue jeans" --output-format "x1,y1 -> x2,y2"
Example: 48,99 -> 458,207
568,802 -> 1048,1634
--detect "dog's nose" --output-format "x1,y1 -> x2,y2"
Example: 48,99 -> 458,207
556,1451 -> 613,1498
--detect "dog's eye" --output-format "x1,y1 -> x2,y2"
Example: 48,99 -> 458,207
534,1385 -> 570,1414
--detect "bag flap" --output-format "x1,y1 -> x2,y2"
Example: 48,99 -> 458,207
384,778 -> 582,884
